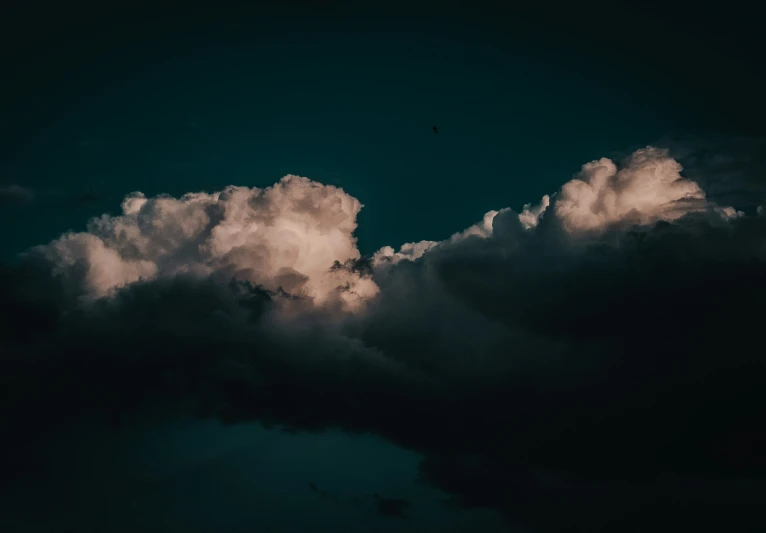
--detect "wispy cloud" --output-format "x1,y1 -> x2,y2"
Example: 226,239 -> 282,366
0,184 -> 35,205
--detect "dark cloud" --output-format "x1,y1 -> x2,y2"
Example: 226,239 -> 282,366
373,494 -> 411,518
2,150 -> 766,532
307,482 -> 415,520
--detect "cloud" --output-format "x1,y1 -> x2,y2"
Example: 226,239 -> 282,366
308,482 -> 412,518
372,240 -> 439,268
2,146 -> 766,532
373,494 -> 411,518
0,184 -> 35,205
662,135 -> 766,212
518,194 -> 550,230
28,175 -> 378,309
551,147 -> 711,233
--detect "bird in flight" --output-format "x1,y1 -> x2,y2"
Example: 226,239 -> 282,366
432,125 -> 439,134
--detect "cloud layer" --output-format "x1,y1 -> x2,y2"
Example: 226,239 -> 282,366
2,146 -> 765,532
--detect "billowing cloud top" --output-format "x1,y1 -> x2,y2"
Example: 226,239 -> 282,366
33,175 -> 379,308
3,146 -> 765,532
26,147 -> 742,305
555,147 -> 707,232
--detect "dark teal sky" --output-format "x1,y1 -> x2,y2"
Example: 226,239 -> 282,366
3,4 -> 761,258
4,418 -> 507,532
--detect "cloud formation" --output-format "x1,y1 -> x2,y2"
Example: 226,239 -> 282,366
2,146 -> 765,532
553,147 -> 709,233
31,175 -> 378,308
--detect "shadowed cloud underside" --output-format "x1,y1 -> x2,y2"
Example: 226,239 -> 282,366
2,146 -> 765,532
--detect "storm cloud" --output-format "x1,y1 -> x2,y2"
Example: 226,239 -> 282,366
2,146 -> 765,532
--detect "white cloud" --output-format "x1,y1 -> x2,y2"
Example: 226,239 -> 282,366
32,176 -> 378,309
518,194 -> 550,230
29,146 -> 745,311
372,147 -> 736,266
551,147 -> 709,234
372,240 -> 439,267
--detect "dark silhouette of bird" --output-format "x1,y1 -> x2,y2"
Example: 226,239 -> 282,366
308,482 -> 325,497
432,125 -> 439,134
308,482 -> 340,503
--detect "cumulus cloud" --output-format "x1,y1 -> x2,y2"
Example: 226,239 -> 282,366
372,240 -> 439,268
551,147 -> 710,234
518,194 -> 550,230
21,147 -> 738,305
29,175 -> 378,309
2,146 -> 766,532
376,147 -> 735,264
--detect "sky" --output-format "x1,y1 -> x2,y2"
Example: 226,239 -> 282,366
1,2 -> 765,532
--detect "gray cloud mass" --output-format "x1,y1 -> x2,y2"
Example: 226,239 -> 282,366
2,146 -> 765,532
